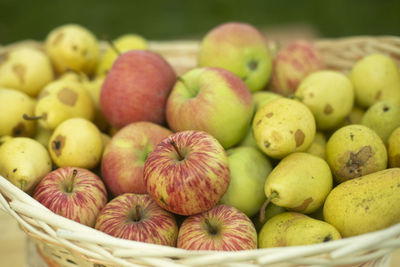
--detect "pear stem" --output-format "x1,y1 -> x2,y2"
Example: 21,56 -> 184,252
23,113 -> 45,121
67,169 -> 78,193
177,76 -> 196,97
259,191 -> 279,224
135,205 -> 140,222
170,140 -> 184,161
103,35 -> 121,55
20,180 -> 27,191
204,218 -> 218,235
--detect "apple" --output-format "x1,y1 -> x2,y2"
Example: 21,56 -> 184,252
33,167 -> 108,227
101,121 -> 172,196
198,22 -> 273,92
144,130 -> 230,216
100,50 -> 176,129
269,40 -> 325,96
177,204 -> 257,251
95,193 -> 178,246
219,146 -> 273,217
166,67 -> 254,149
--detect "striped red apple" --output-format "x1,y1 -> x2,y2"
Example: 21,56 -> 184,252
33,167 -> 108,227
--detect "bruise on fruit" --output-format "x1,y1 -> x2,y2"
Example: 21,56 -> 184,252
337,146 -> 374,179
323,234 -> 332,242
248,60 -> 258,71
291,197 -> 313,212
256,119 -> 262,126
51,135 -> 66,157
266,112 -> 274,118
294,129 -> 305,147
38,89 -> 50,99
12,168 -> 17,173
308,92 -> 314,98
52,32 -> 65,46
0,53 -> 8,66
383,106 -> 390,112
12,122 -> 26,137
350,133 -> 354,141
57,87 -> 78,106
12,63 -> 26,84
72,45 -> 78,51
323,104 -> 333,115
264,140 -> 271,148
375,90 -> 382,100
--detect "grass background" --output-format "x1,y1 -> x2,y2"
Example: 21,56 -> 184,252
0,0 -> 399,44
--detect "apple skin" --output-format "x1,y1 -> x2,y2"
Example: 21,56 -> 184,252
101,121 -> 172,196
166,67 -> 254,149
198,22 -> 272,92
269,40 -> 325,96
33,167 -> 108,227
95,193 -> 178,246
177,204 -> 257,251
144,130 -> 230,216
100,50 -> 176,129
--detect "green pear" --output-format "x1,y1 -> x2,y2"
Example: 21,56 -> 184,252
387,127 -> 400,167
45,24 -> 99,75
33,79 -> 94,130
323,168 -> 400,237
219,146 -> 273,217
0,47 -> 54,97
305,131 -> 327,159
295,70 -> 354,131
252,98 -> 316,159
349,53 -> 400,108
96,34 -> 148,76
0,137 -> 52,192
48,118 -> 103,169
326,124 -> 387,183
264,152 -> 332,214
0,88 -> 36,137
258,212 -> 341,248
360,101 -> 400,145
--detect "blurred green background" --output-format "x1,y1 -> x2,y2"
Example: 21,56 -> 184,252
1,0 -> 399,45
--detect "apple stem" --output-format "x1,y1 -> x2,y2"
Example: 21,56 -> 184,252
135,205 -> 140,222
103,35 -> 121,55
20,180 -> 26,191
177,76 -> 196,97
67,169 -> 78,193
170,140 -> 184,161
259,191 -> 279,224
204,218 -> 218,236
23,113 -> 45,121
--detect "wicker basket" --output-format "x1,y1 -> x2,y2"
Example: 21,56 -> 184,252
1,36 -> 400,267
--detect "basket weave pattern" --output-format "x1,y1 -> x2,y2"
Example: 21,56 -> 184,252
1,36 -> 400,267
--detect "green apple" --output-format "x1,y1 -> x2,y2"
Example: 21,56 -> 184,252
198,22 -> 273,92
219,146 -> 273,217
96,34 -> 148,76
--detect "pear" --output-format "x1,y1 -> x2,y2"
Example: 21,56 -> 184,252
264,152 -> 332,214
253,203 -> 286,232
305,131 -> 327,159
48,118 -> 103,169
96,34 -> 148,76
323,168 -> 400,237
360,101 -> 400,145
45,24 -> 99,75
252,98 -> 316,159
258,212 -> 341,248
326,124 -> 387,183
58,69 -> 89,83
0,88 -> 36,137
33,124 -> 53,148
349,53 -> 400,108
387,127 -> 400,167
0,47 -> 54,97
0,137 -> 52,192
33,79 -> 94,130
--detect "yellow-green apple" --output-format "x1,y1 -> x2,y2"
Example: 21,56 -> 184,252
198,22 -> 272,92
144,130 -> 230,216
269,40 -> 325,96
177,204 -> 257,250
100,50 -> 176,129
95,193 -> 178,246
33,167 -> 108,227
166,67 -> 254,149
219,146 -> 273,217
101,121 -> 172,196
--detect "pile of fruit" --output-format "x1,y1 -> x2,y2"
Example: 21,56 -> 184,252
0,22 -> 400,252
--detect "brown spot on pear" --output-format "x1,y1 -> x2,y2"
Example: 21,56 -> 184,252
51,135 -> 66,157
295,129 -> 305,147
12,63 -> 26,84
12,123 -> 26,137
57,88 -> 78,106
52,32 -> 65,46
0,53 -> 9,66
324,104 -> 333,114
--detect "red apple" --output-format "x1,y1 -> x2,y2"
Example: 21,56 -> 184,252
33,167 -> 108,227
269,40 -> 325,96
95,193 -> 178,246
101,121 -> 172,196
177,204 -> 257,251
144,130 -> 230,216
100,50 -> 176,129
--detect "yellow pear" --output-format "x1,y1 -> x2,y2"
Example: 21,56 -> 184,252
388,127 -> 400,167
48,118 -> 103,169
34,79 -> 94,130
45,24 -> 99,75
264,152 -> 332,214
305,131 -> 327,159
0,88 -> 36,137
258,212 -> 341,248
323,168 -> 400,237
0,47 -> 54,97
0,137 -> 52,192
252,98 -> 316,159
